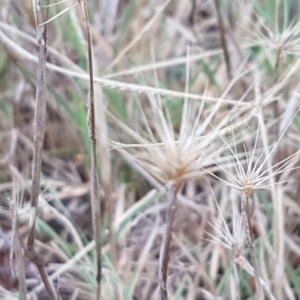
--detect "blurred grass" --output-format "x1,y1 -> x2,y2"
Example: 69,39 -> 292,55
0,0 -> 300,299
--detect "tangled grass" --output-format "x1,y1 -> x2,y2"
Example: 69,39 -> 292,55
0,0 -> 300,299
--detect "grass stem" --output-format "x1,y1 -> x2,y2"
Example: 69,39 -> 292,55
81,1 -> 102,299
26,1 -> 56,299
159,184 -> 179,300
241,195 -> 264,300
214,0 -> 232,79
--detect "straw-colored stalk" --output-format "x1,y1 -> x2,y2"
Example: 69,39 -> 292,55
81,1 -> 102,299
26,1 -> 56,299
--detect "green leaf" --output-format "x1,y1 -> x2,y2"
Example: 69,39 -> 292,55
174,276 -> 187,300
119,0 -> 136,33
286,262 -> 300,298
257,190 -> 273,225
116,189 -> 158,239
36,218 -> 76,257
0,48 -> 7,78
104,88 -> 127,122
48,87 -> 90,154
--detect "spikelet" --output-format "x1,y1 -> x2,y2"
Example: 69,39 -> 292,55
204,113 -> 300,196
116,58 -> 253,189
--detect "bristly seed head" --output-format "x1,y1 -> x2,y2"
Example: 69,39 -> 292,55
116,89 -> 243,190
134,137 -> 207,188
113,51 -> 257,189
204,114 -> 300,196
242,178 -> 253,196
206,189 -> 245,257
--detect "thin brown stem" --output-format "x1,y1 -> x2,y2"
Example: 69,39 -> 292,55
214,0 -> 232,79
26,1 -> 56,299
82,1 -> 102,299
159,184 -> 179,300
241,195 -> 264,300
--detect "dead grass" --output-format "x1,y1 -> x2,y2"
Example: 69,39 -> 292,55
0,0 -> 300,299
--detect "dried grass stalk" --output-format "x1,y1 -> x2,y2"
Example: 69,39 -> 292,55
235,256 -> 276,300
81,1 -> 102,299
241,195 -> 264,300
26,1 -> 56,299
214,0 -> 232,79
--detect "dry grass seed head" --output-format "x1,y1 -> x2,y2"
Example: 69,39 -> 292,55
206,112 -> 300,196
240,6 -> 300,61
206,188 -> 244,257
117,56 -> 255,189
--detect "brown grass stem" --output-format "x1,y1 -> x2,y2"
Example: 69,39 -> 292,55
26,1 -> 56,300
241,195 -> 264,300
159,184 -> 179,300
82,1 -> 102,299
214,0 -> 232,79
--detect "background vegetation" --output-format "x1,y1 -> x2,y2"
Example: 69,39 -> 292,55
0,0 -> 300,299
